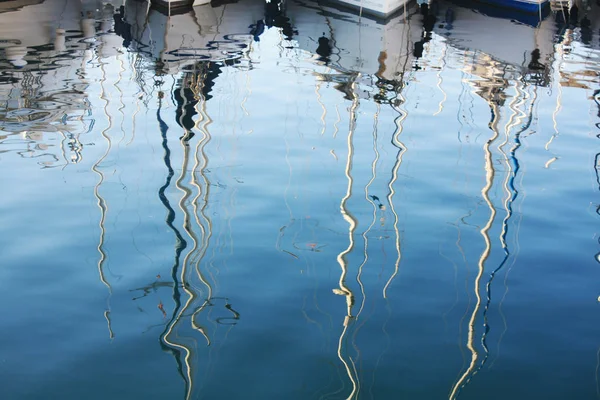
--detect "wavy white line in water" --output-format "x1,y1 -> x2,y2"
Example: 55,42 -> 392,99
480,78 -> 527,371
545,32 -> 567,152
348,104 -> 383,398
155,84 -> 193,400
115,53 -> 126,146
491,83 -> 535,370
164,74 -> 227,399
434,36 -> 448,116
126,85 -> 142,147
240,70 -> 251,117
93,55 -> 114,340
334,74 -> 360,400
545,157 -> 558,168
449,95 -> 500,400
356,105 -> 381,320
316,71 -> 328,136
333,104 -> 341,138
192,73 -> 215,286
190,78 -> 215,344
166,104 -> 197,400
383,87 -> 408,300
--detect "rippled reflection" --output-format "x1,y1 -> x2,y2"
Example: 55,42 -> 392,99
1,0 -> 600,399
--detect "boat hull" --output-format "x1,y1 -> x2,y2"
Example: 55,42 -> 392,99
476,0 -> 550,14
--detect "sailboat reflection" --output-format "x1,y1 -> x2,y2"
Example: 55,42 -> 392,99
93,61 -> 114,340
273,4 -> 419,396
479,79 -> 532,366
121,0 -> 261,73
130,67 -> 240,400
90,30 -> 133,340
449,59 -> 539,397
383,81 -> 408,300
331,73 -> 360,400
448,81 -> 500,400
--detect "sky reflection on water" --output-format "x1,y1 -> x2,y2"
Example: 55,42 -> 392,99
0,0 -> 600,399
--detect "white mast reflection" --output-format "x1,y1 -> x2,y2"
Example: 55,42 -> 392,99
333,73 -> 360,400
449,73 -> 501,399
93,40 -> 115,340
383,84 -> 408,299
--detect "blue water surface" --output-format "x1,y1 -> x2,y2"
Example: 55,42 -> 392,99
1,0 -> 600,399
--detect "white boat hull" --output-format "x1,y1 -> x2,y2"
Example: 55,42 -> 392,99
332,0 -> 411,16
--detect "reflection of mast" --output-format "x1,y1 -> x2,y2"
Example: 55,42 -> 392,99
333,73 -> 359,400
159,70 -> 223,400
93,52 -> 114,340
156,91 -> 191,395
189,74 -> 215,339
434,37 -> 448,116
383,85 -> 408,299
349,106 -> 382,396
356,106 -> 382,319
166,74 -> 217,400
481,80 -> 532,371
545,31 -> 569,156
169,81 -> 201,400
449,92 -> 501,400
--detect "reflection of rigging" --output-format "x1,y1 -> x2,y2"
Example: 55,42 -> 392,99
188,71 -> 218,337
152,69 -> 240,400
356,107 -> 382,320
449,88 -> 501,400
332,73 -> 360,400
481,80 -> 531,372
544,35 -> 566,155
383,83 -> 408,299
155,90 -> 192,396
93,52 -> 114,340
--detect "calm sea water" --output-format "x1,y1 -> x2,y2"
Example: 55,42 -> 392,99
1,0 -> 599,399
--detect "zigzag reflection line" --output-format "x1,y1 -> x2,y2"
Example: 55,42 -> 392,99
449,97 -> 500,400
93,55 -> 114,340
356,105 -> 381,319
383,87 -> 408,299
334,74 -> 360,400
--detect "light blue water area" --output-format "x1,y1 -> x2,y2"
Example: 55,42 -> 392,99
1,0 -> 600,399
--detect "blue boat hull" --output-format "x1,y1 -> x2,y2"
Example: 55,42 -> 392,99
447,0 -> 551,26
476,0 -> 550,14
